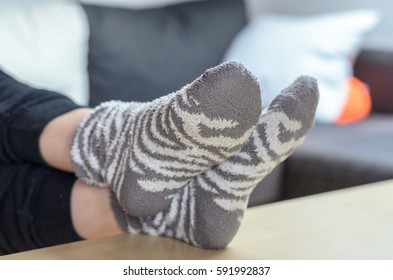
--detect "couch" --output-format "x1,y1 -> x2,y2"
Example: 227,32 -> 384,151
82,0 -> 393,206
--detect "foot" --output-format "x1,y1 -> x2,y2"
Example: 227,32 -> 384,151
112,76 -> 319,249
71,62 -> 262,217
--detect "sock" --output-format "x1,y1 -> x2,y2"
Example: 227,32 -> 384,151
71,62 -> 262,217
111,76 -> 319,249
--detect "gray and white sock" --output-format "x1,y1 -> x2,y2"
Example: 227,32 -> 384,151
71,62 -> 262,217
112,76 -> 319,249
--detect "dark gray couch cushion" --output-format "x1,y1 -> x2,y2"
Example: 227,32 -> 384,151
83,0 -> 246,106
248,164 -> 284,207
283,114 -> 393,199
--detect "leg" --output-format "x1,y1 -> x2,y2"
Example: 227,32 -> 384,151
0,70 -> 121,254
0,163 -> 80,254
39,108 -> 92,172
0,163 -> 121,255
112,76 -> 319,249
0,69 -> 81,166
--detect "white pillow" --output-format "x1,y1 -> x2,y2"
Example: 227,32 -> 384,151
223,10 -> 380,123
0,1 -> 90,105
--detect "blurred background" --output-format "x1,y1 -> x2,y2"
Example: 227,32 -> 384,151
246,0 -> 393,51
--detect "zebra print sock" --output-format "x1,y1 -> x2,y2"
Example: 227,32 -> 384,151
71,62 -> 262,217
111,76 -> 319,249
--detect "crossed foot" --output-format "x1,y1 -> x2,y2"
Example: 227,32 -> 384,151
71,62 -> 319,249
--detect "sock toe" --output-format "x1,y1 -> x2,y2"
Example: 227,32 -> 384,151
269,75 -> 319,136
185,61 -> 262,141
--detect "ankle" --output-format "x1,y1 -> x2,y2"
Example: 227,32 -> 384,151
71,180 -> 122,239
39,108 -> 92,172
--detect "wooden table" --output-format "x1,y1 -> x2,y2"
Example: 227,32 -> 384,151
2,180 -> 393,260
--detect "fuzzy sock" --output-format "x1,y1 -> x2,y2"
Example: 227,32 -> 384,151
71,62 -> 262,217
111,76 -> 319,249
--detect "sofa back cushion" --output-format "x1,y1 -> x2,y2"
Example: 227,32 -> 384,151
0,1 -> 89,105
354,49 -> 393,114
83,0 -> 246,106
